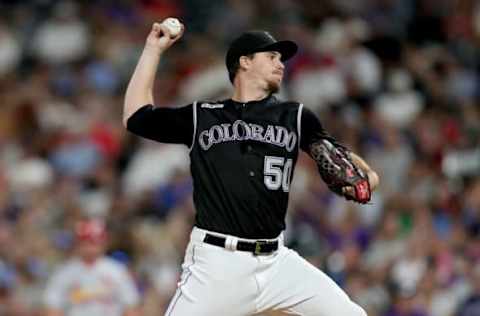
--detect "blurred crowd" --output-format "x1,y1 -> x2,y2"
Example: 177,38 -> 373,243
1,0 -> 480,315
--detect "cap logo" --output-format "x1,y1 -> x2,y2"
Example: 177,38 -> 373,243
264,32 -> 275,42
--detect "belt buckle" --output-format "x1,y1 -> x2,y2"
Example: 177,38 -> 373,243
254,240 -> 268,256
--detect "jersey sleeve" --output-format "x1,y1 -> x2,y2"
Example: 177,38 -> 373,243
300,106 -> 346,153
126,103 -> 194,146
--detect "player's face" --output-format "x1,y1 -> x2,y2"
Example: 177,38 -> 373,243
250,51 -> 284,93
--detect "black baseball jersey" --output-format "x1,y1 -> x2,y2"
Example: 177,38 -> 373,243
127,94 -> 341,239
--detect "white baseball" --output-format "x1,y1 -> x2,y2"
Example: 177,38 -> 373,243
162,18 -> 181,37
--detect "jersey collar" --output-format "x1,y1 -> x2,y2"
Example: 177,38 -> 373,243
228,94 -> 276,107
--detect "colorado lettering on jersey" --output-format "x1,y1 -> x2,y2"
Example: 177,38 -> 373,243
198,120 -> 297,152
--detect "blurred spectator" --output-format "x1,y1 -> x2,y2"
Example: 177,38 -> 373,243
0,23 -> 21,76
121,143 -> 189,198
374,68 -> 424,128
457,265 -> 480,316
43,218 -> 140,316
32,1 -> 90,65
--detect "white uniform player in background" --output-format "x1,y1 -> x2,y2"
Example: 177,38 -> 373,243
43,219 -> 140,316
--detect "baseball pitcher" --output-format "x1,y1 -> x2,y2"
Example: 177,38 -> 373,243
124,20 -> 379,316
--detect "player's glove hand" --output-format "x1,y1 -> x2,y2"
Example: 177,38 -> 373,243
311,140 -> 371,204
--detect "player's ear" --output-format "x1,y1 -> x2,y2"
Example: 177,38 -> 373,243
239,55 -> 253,71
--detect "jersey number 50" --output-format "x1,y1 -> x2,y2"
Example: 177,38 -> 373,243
264,156 -> 293,192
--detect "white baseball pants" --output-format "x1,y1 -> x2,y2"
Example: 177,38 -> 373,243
165,227 -> 367,316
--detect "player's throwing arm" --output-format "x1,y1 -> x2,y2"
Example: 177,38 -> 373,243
123,18 -> 184,126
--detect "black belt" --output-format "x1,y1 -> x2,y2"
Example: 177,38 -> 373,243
203,233 -> 279,255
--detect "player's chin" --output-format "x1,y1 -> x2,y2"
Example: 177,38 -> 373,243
267,78 -> 281,93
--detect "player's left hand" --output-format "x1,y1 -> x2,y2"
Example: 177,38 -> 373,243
342,186 -> 355,198
311,140 -> 372,204
341,183 -> 370,203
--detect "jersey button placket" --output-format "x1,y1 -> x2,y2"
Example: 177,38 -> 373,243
242,103 -> 255,178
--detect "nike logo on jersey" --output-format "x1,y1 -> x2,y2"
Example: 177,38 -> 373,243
200,103 -> 224,109
198,120 -> 297,152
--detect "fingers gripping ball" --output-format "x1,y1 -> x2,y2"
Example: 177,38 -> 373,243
311,140 -> 371,204
162,18 -> 182,37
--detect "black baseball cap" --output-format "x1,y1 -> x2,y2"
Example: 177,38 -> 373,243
225,30 -> 298,72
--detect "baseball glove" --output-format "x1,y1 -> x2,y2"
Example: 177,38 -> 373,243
310,140 -> 371,204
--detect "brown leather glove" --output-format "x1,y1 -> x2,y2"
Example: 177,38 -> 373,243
310,140 -> 371,204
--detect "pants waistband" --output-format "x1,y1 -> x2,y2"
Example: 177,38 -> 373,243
191,227 -> 284,253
